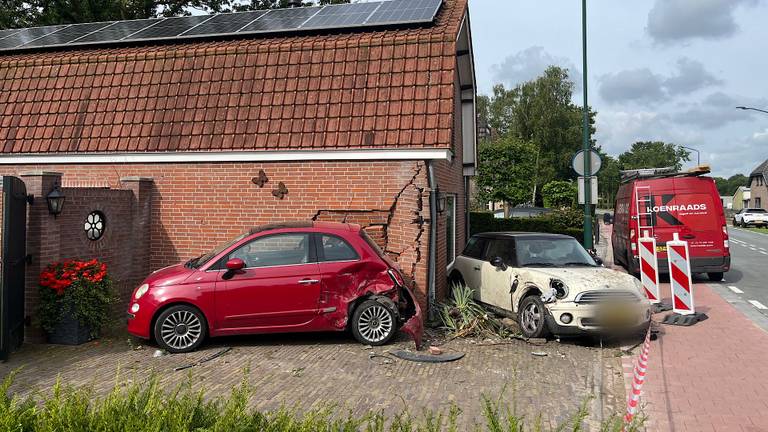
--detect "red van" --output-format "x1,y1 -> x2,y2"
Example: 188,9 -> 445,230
611,167 -> 730,281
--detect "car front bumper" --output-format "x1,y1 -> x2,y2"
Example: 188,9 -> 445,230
126,301 -> 152,339
543,302 -> 651,336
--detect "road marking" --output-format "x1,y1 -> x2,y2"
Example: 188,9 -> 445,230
748,300 -> 768,310
728,286 -> 744,294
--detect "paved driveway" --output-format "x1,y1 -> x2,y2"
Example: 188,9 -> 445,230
0,330 -> 626,429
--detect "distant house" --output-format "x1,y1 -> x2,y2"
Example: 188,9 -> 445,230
720,196 -> 733,210
749,160 -> 768,208
733,186 -> 751,211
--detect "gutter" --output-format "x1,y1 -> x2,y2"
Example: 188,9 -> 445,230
427,161 -> 437,320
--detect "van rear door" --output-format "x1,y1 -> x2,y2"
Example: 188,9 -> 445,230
650,178 -> 724,261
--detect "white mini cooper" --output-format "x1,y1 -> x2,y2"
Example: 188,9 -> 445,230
448,232 -> 651,338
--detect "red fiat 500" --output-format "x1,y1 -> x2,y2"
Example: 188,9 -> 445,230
127,222 -> 422,353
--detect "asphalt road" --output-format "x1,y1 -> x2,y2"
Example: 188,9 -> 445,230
718,227 -> 768,319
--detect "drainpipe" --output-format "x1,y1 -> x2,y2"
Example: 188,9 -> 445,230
426,162 -> 437,321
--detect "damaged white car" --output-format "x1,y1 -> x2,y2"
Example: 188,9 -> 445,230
448,232 -> 651,338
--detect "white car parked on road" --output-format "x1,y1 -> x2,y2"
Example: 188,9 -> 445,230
447,232 -> 651,338
733,208 -> 768,228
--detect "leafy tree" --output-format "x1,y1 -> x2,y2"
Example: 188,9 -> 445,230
597,152 -> 620,207
483,66 -> 596,204
0,0 -> 347,28
542,180 -> 576,209
617,141 -> 690,171
714,174 -> 748,196
475,136 -> 537,211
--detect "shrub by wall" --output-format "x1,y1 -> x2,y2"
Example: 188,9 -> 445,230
470,210 -> 585,243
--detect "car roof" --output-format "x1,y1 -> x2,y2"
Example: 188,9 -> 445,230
248,221 -> 359,235
472,232 -> 575,240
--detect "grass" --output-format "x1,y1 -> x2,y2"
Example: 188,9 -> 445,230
0,369 -> 645,432
744,226 -> 768,234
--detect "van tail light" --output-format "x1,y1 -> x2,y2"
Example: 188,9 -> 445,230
630,228 -> 637,253
723,225 -> 729,250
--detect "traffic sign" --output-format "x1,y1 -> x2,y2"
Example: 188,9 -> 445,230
572,149 -> 602,176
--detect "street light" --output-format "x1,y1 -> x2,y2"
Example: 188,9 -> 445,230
581,0 -> 592,249
677,145 -> 700,166
736,106 -> 768,115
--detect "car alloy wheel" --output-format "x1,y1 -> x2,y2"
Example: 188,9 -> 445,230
521,302 -> 541,334
352,300 -> 397,346
154,305 -> 207,353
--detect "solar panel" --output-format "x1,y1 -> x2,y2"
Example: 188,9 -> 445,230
302,3 -> 379,29
21,22 -> 112,47
239,7 -> 321,33
181,10 -> 268,36
0,0 -> 442,53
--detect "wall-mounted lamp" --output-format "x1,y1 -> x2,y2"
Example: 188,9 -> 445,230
435,187 -> 446,214
46,183 -> 65,217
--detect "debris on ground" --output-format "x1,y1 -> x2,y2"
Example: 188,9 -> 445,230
531,351 -> 548,357
368,354 -> 394,365
289,367 -> 305,377
390,349 -> 465,363
173,347 -> 232,371
428,346 -> 443,355
153,349 -> 167,358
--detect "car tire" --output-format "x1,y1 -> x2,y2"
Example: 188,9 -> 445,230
153,305 -> 207,354
351,299 -> 397,346
518,295 -> 550,339
708,272 -> 724,282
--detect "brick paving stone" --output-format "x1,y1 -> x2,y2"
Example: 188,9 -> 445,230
0,330 -> 625,430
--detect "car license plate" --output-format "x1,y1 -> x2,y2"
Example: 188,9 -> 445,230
597,304 -> 636,328
656,245 -> 667,252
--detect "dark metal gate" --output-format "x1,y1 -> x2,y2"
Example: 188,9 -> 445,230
0,176 -> 27,361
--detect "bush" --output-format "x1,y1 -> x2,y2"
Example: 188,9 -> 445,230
470,211 -> 585,243
0,371 -> 645,431
38,259 -> 115,337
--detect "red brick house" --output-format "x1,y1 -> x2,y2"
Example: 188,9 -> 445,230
0,0 -> 476,323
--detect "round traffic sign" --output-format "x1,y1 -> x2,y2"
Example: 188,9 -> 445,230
572,149 -> 602,176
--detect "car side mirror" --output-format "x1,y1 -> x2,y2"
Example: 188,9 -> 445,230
490,256 -> 507,270
593,256 -> 604,266
225,258 -> 245,271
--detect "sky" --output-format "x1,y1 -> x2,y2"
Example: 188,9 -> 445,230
467,0 -> 768,178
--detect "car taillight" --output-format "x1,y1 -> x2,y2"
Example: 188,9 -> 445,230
723,225 -> 729,249
387,269 -> 404,287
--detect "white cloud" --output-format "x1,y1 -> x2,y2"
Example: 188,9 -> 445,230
647,0 -> 759,44
490,46 -> 582,91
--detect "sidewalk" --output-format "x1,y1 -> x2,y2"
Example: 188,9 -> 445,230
599,223 -> 768,432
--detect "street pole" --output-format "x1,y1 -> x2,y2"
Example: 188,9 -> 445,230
677,145 -> 700,166
582,0 -> 593,249
736,106 -> 768,115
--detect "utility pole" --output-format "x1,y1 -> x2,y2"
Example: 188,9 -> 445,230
581,0 -> 593,249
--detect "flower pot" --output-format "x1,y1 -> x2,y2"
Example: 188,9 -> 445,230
47,311 -> 94,345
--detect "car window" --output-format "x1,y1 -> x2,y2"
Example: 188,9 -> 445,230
319,234 -> 359,262
228,233 -> 311,268
484,239 -> 515,265
747,208 -> 766,213
462,236 -> 487,259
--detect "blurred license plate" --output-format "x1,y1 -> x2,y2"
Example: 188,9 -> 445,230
656,245 -> 667,252
597,304 -> 636,327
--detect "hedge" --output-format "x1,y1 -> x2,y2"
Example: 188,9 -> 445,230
470,211 -> 585,243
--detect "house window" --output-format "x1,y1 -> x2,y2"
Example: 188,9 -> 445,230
84,211 -> 105,241
756,198 -> 762,208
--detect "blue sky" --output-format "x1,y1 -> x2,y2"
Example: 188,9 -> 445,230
467,0 -> 768,178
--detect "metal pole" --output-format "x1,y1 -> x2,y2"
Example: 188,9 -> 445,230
582,0 -> 592,249
736,106 -> 768,115
678,145 -> 700,166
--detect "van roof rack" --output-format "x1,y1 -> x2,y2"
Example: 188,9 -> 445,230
620,164 -> 711,183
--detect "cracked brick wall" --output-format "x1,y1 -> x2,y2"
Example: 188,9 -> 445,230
1,160 -> 440,309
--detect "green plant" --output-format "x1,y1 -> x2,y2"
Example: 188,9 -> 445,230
542,180 -> 577,209
438,282 -> 511,338
469,212 -> 584,244
38,259 -> 115,337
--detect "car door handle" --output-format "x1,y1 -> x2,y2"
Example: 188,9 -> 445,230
473,266 -> 481,271
298,279 -> 320,285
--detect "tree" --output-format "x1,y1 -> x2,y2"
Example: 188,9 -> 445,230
0,0 -> 347,29
617,141 -> 690,171
475,136 -> 537,212
597,152 -> 621,207
714,174 -> 749,196
482,66 -> 596,204
542,180 -> 576,209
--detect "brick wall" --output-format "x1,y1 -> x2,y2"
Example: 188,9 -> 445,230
750,177 -> 767,208
3,160 -> 437,310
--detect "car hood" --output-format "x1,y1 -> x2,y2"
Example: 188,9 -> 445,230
143,263 -> 195,287
518,266 -> 644,299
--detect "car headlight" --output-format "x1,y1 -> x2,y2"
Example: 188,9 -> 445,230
549,279 -> 568,299
134,283 -> 149,300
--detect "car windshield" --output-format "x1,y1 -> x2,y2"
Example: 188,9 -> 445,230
186,232 -> 249,269
515,237 -> 597,268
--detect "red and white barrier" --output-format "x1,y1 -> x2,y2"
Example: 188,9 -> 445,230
638,231 -> 660,304
623,327 -> 652,429
667,233 -> 694,315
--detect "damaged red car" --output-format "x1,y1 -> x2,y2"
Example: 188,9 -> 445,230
126,222 -> 422,353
